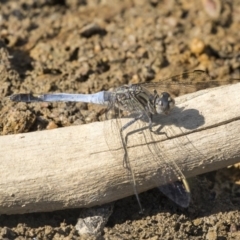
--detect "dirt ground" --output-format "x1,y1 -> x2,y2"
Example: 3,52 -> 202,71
1,0 -> 240,239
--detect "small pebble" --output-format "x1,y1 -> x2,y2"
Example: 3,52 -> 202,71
190,38 -> 205,55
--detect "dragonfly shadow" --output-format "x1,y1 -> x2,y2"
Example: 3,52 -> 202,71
121,105 -> 206,164
124,105 -> 205,136
153,106 -> 205,130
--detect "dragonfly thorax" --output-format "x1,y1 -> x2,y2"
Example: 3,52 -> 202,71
154,92 -> 175,115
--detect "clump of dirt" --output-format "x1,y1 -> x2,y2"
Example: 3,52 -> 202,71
1,0 -> 240,239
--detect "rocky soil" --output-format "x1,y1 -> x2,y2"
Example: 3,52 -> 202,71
1,0 -> 240,239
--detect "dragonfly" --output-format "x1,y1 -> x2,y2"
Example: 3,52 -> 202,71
10,69 -> 234,213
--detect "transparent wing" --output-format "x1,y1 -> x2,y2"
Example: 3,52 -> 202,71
141,70 -> 240,98
103,71 -> 240,210
141,122 -> 192,208
141,70 -> 240,208
103,95 -> 147,213
103,70 -> 240,210
158,181 -> 190,208
103,88 -> 192,211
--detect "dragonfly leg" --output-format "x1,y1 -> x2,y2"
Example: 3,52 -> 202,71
121,113 -> 143,131
148,114 -> 170,137
148,113 -> 153,132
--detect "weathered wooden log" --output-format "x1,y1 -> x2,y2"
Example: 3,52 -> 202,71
0,83 -> 240,214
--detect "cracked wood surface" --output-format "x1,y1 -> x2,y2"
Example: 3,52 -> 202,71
0,83 -> 240,214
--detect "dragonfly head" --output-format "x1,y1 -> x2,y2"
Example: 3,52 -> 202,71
155,92 -> 175,115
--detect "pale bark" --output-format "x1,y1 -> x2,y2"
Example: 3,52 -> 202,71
0,83 -> 240,214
